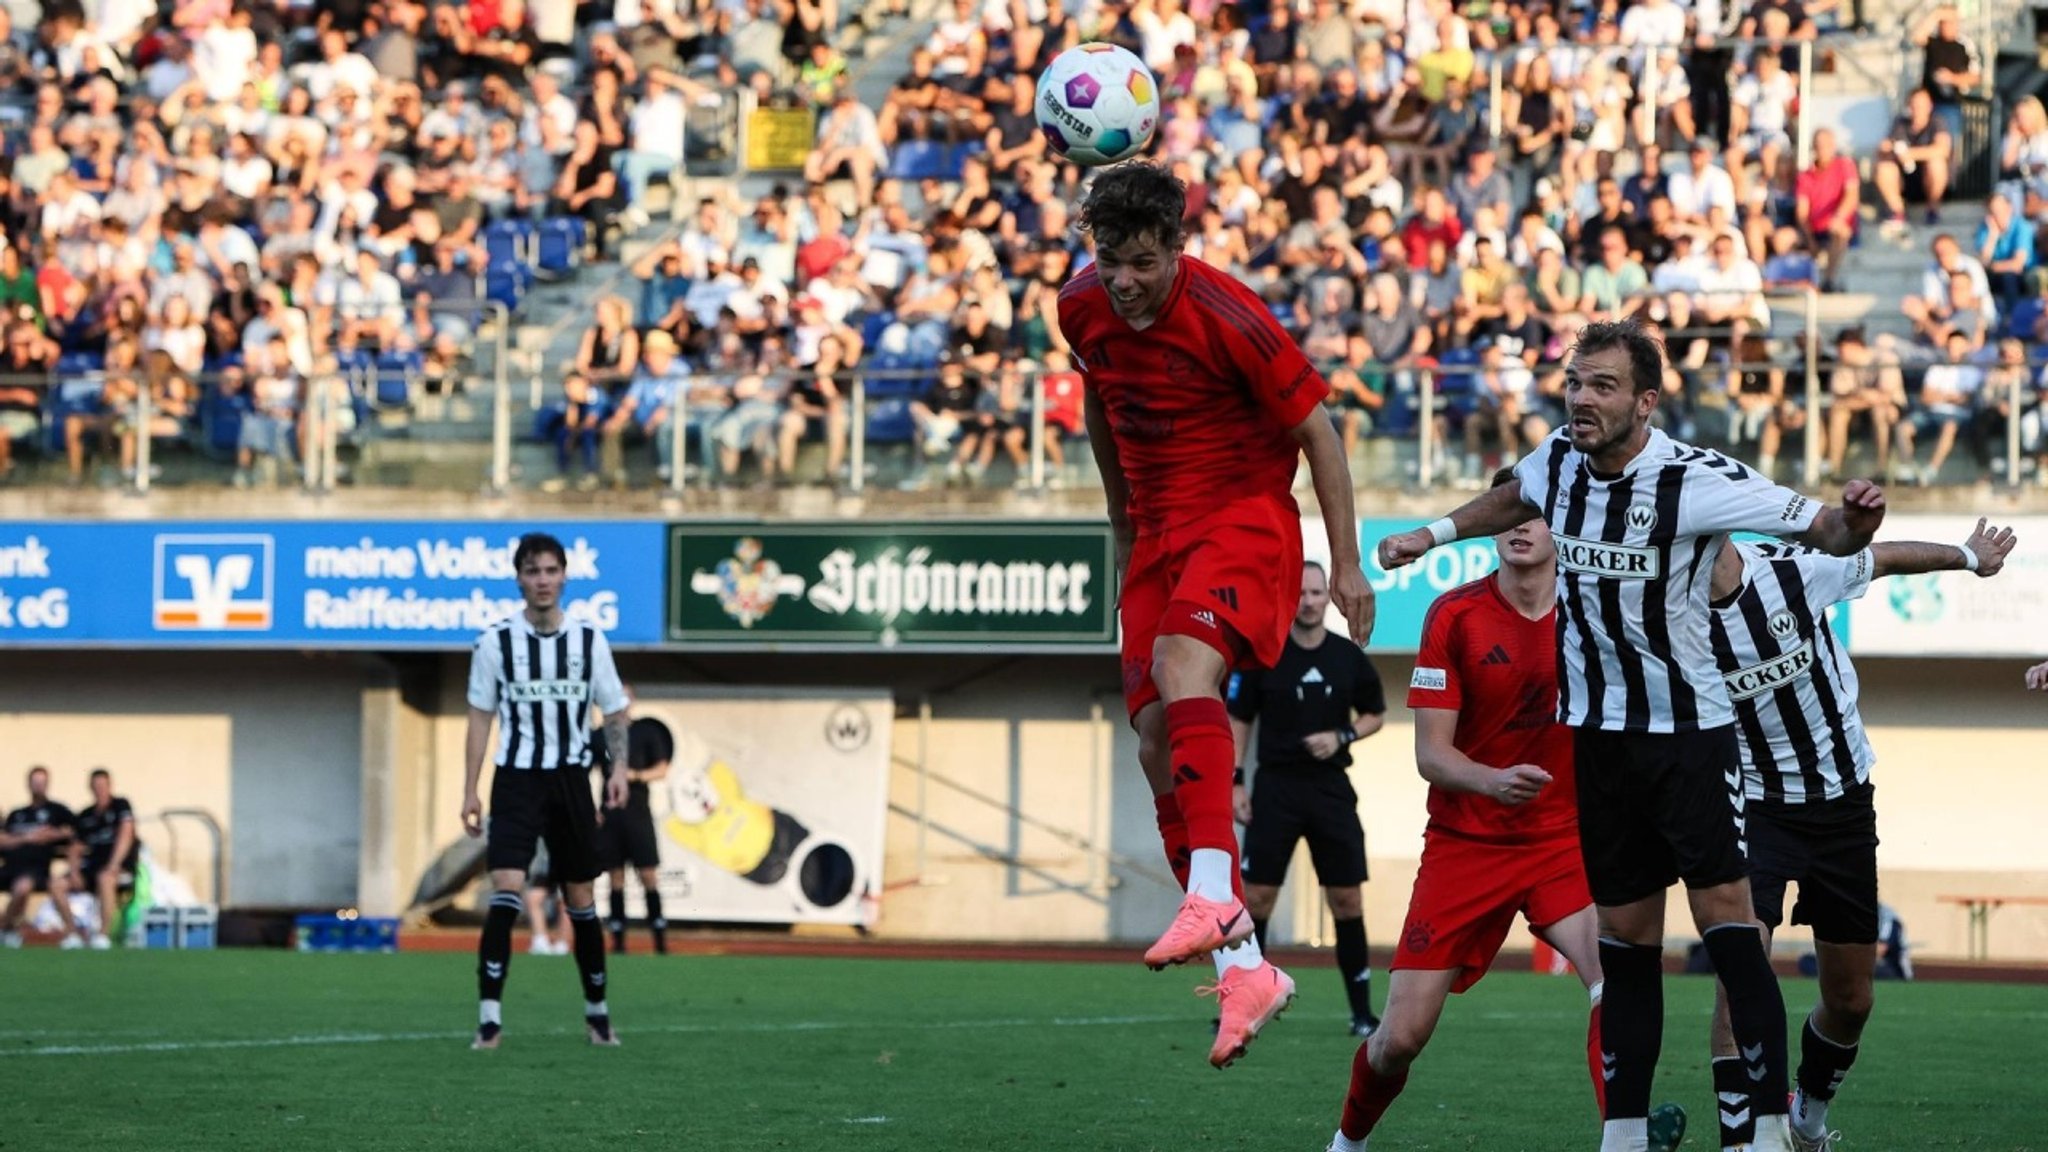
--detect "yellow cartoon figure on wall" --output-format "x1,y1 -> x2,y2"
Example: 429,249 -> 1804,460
660,731 -> 867,913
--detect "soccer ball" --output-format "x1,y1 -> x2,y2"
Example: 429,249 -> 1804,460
1034,43 -> 1160,167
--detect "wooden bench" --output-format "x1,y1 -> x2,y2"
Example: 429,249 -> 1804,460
1934,894 -> 2048,960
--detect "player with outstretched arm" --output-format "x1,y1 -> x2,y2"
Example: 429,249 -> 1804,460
1701,521 -> 2015,1152
1375,319 -> 1885,1152
1058,162 -> 1376,1068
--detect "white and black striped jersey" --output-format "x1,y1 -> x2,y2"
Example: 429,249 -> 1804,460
1708,542 -> 1876,804
1513,427 -> 1821,733
467,613 -> 629,770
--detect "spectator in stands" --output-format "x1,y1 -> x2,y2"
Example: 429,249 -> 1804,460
1999,95 -> 2048,215
711,370 -> 787,485
1912,4 -> 1983,146
552,121 -> 622,258
607,328 -> 697,485
806,84 -> 888,209
1796,128 -> 1859,292
542,372 -> 606,493
1884,325 -> 1982,481
235,335 -> 302,488
1761,226 -> 1820,292
1875,89 -> 1953,235
1978,337 -> 2046,485
778,331 -> 850,483
1894,328 -> 1984,484
908,349 -> 978,486
1668,137 -> 1738,230
1903,264 -> 1991,358
1579,226 -> 1650,320
1727,48 -> 1796,208
1904,232 -> 1998,337
577,296 -> 643,399
1825,329 -> 1907,479
1459,336 -> 1547,482
1975,192 -> 2035,318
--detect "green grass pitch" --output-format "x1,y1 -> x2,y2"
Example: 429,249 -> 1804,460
0,950 -> 2040,1151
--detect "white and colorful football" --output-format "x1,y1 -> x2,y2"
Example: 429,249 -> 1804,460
1034,43 -> 1160,167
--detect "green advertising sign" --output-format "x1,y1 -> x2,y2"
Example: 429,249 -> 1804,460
667,522 -> 1117,649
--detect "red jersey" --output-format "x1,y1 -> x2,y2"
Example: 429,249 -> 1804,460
1795,156 -> 1858,231
1056,256 -> 1328,533
1406,576 -> 1576,844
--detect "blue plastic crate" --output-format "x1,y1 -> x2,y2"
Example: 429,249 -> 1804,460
294,914 -> 401,953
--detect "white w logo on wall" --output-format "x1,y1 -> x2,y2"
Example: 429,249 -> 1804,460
153,535 -> 276,630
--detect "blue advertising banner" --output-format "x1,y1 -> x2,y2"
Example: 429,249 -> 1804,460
0,521 -> 666,648
1301,519 -> 1503,653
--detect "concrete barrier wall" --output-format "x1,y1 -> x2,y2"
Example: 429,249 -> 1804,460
6,649 -> 2044,961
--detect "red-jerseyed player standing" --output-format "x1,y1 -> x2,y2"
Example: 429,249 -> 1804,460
1330,468 -> 1610,1151
1058,163 -> 1376,1069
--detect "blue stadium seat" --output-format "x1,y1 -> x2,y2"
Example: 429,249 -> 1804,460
483,219 -> 536,269
859,310 -> 895,352
886,141 -> 951,183
865,398 -> 917,444
537,217 -> 583,276
200,385 -> 251,458
1376,387 -> 1420,438
486,261 -> 534,312
2004,296 -> 2045,341
373,351 -> 426,408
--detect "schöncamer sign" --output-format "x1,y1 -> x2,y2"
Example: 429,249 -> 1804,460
0,521 -> 664,648
668,522 -> 1116,649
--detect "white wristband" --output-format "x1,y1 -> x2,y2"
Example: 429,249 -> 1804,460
1426,518 -> 1457,548
1959,544 -> 1979,573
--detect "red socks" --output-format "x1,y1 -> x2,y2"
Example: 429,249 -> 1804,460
1340,1043 -> 1410,1140
1588,999 -> 1607,1117
1152,793 -> 1190,891
1164,697 -> 1236,853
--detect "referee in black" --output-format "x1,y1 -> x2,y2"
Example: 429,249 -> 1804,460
1227,560 -> 1387,1036
592,692 -> 674,955
463,532 -> 633,1050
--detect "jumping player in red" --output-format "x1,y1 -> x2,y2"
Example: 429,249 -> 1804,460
1059,163 -> 1375,1068
1330,470 -> 1683,1152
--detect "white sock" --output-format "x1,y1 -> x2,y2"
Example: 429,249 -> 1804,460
1754,1114 -> 1791,1146
1212,933 -> 1263,975
1186,848 -> 1235,902
1600,1118 -> 1648,1152
585,1000 -> 609,1018
1329,1131 -> 1366,1152
480,999 -> 502,1027
1790,1090 -> 1828,1140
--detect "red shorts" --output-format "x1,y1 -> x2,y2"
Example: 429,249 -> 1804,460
1393,828 -> 1592,994
1119,496 -> 1302,723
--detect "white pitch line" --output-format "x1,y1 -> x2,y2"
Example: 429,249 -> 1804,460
1,1013 -> 1189,1059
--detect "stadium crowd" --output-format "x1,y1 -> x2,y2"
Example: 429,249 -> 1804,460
0,0 -> 2040,491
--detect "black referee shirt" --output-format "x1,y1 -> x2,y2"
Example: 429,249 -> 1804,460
590,717 -> 677,800
1228,633 -> 1386,773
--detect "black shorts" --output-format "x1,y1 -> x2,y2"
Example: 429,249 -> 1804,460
487,767 -> 602,885
1241,770 -> 1369,888
77,853 -> 132,889
1747,784 -> 1880,945
598,789 -> 661,871
1575,726 -> 1749,908
0,859 -> 53,892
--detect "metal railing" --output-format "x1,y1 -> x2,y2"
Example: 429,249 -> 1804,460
22,306 -> 2048,494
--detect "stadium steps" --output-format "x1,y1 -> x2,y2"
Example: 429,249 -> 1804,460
1832,201 -> 1993,338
